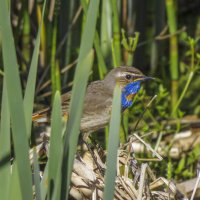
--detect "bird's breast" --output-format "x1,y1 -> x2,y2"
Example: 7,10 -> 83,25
126,93 -> 135,101
121,81 -> 141,110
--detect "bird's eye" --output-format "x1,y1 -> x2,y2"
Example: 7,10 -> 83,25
125,74 -> 132,80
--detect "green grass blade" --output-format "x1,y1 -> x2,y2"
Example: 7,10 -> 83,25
33,148 -> 42,200
61,49 -> 94,199
94,32 -> 108,79
103,85 -> 121,200
51,18 -> 61,99
81,0 -> 107,79
40,162 -> 49,200
21,10 -> 30,72
0,0 -> 33,199
0,80 -> 11,200
9,163 -> 22,200
48,91 -> 62,200
165,0 -> 179,113
110,0 -> 121,66
60,0 -> 100,198
101,0 -> 112,58
24,1 -> 46,137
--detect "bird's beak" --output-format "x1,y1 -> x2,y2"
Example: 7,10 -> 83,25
135,76 -> 155,82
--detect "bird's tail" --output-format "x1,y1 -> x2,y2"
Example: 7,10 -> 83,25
32,108 -> 50,123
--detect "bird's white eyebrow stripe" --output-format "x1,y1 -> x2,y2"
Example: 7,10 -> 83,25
121,72 -> 141,77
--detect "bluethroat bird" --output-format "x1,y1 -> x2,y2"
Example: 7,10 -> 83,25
32,66 -> 153,135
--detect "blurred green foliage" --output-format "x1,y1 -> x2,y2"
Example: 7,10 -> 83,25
1,0 -> 200,198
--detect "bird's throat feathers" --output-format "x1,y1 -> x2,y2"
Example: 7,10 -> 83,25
121,81 -> 141,110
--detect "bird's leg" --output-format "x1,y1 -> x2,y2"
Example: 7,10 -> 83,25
80,132 -> 105,176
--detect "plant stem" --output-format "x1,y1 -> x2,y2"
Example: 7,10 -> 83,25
63,0 -> 75,84
110,0 -> 121,66
165,0 -> 178,116
36,4 -> 46,67
51,17 -> 61,100
172,71 -> 194,116
22,10 -> 30,72
171,37 -> 196,116
81,0 -> 107,79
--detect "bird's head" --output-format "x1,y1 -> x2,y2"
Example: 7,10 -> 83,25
104,66 -> 152,90
104,66 -> 154,110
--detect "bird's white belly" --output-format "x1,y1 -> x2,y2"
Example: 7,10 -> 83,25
80,111 -> 111,133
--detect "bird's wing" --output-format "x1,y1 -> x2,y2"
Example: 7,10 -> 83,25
83,80 -> 113,115
80,80 -> 113,132
32,91 -> 71,123
62,81 -> 113,115
32,107 -> 50,123
32,80 -> 113,126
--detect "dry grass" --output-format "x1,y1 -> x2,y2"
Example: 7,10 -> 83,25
30,129 -> 189,200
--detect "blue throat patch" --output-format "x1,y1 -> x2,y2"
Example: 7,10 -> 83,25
121,81 -> 141,110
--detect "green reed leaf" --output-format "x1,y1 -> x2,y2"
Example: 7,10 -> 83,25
103,85 -> 121,200
0,80 -> 11,200
0,0 -> 33,198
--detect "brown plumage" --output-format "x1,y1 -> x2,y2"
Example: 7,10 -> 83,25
33,66 -> 150,134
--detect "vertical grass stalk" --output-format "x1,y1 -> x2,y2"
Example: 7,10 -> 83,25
0,0 -> 33,198
172,38 -> 196,115
22,10 -> 30,72
60,1 -> 100,198
36,4 -> 46,67
0,81 -> 11,200
63,0 -> 75,84
121,30 -> 140,141
110,0 -> 121,66
103,86 -> 121,199
165,0 -> 179,116
101,0 -> 112,59
48,91 -> 62,200
81,0 -> 107,79
24,1 -> 46,137
51,17 -> 61,100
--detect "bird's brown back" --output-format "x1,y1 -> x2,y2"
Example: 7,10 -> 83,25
32,66 -> 148,134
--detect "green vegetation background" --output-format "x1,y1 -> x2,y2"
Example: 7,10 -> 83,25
0,0 -> 200,199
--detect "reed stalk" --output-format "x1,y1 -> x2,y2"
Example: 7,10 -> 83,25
0,0 -> 33,198
165,0 -> 179,116
101,0 -> 112,59
103,86 -> 121,200
81,0 -> 107,79
110,0 -> 121,66
36,4 -> 46,67
22,10 -> 30,72
63,0 -> 75,84
51,17 -> 61,100
60,1 -> 100,198
172,38 -> 196,115
0,81 -> 11,200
